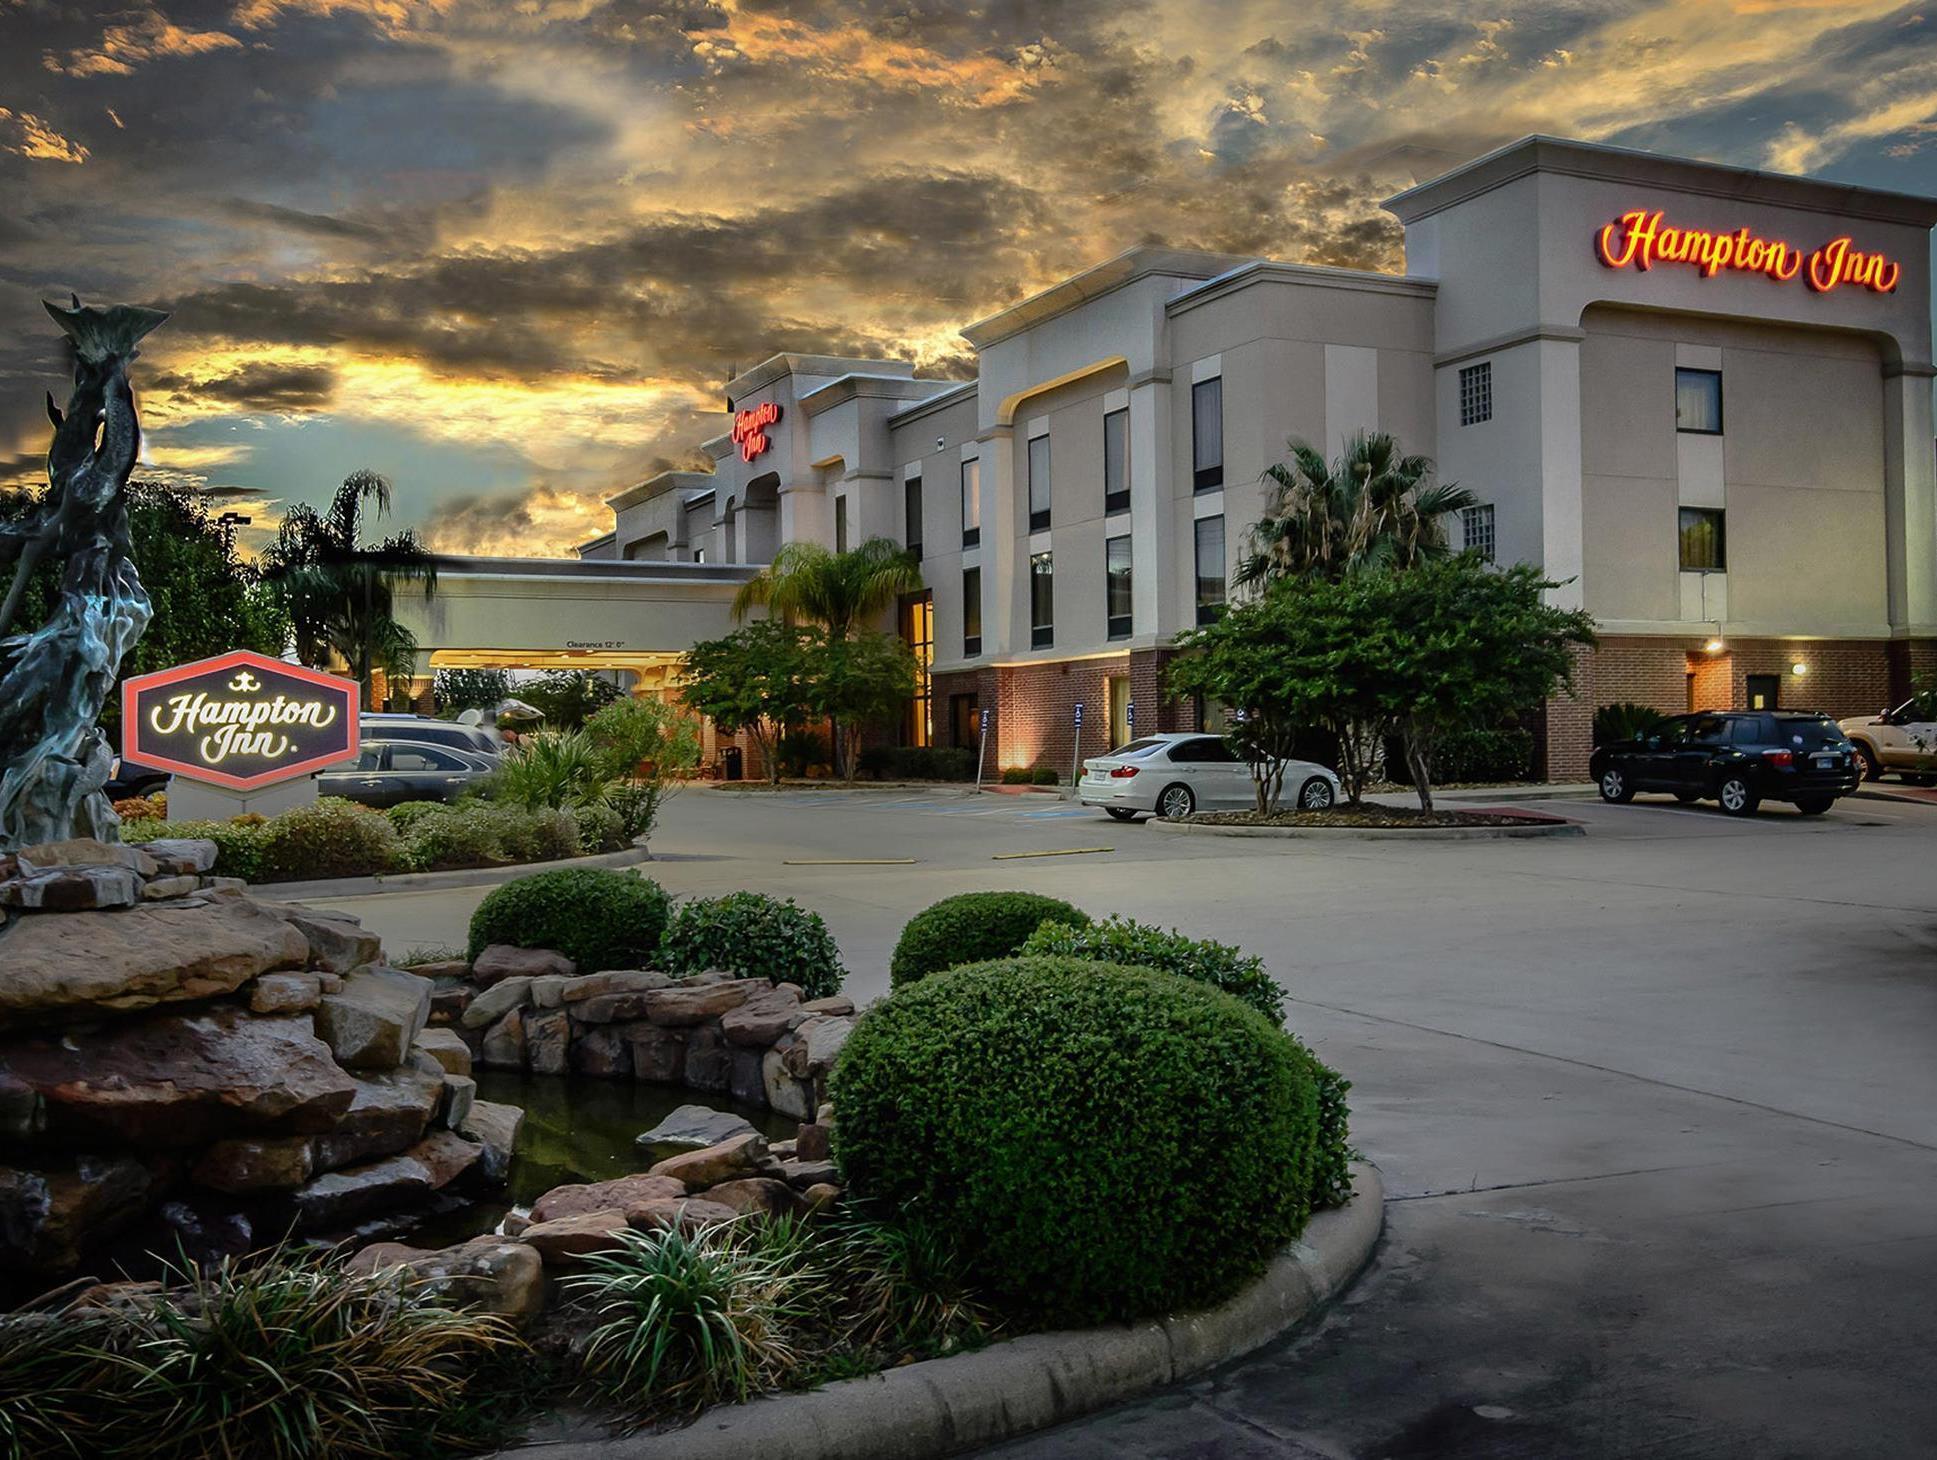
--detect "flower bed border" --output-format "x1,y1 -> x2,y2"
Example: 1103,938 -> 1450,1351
504,1163 -> 1384,1460
249,843 -> 654,900
1152,813 -> 1584,842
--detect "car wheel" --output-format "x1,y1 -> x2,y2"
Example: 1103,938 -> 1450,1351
1717,775 -> 1760,817
1297,776 -> 1336,811
1795,796 -> 1834,815
1598,768 -> 1634,804
1674,791 -> 1701,804
1105,806 -> 1139,822
1853,741 -> 1883,781
1157,783 -> 1196,819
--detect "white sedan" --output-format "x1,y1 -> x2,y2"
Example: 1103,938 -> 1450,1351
1077,732 -> 1340,821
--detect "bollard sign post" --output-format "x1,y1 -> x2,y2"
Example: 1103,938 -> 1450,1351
975,707 -> 992,791
1069,702 -> 1084,798
122,650 -> 361,790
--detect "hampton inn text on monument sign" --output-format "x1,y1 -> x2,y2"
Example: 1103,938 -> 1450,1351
122,650 -> 360,791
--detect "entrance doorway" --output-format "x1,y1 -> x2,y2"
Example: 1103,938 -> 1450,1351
1746,673 -> 1780,710
1107,674 -> 1131,747
949,692 -> 979,750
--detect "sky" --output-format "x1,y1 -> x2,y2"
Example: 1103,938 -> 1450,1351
4,0 -> 1937,558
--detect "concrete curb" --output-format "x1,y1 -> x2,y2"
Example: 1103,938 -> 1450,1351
1150,817 -> 1585,842
503,1164 -> 1384,1460
254,844 -> 654,901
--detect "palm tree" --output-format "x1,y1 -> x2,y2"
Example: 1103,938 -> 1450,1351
259,469 -> 437,708
1234,431 -> 1478,589
731,537 -> 922,638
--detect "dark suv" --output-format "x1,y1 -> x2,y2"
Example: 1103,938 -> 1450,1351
1591,710 -> 1860,817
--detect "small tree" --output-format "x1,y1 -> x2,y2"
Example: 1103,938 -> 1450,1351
681,621 -> 817,784
1167,613 -> 1308,814
520,669 -> 623,730
435,668 -> 512,715
804,629 -> 917,779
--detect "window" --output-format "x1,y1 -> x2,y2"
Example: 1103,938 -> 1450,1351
1462,503 -> 1495,562
1105,535 -> 1132,640
1029,551 -> 1054,648
1458,362 -> 1492,426
1687,714 -> 1731,747
949,693 -> 980,750
899,592 -> 933,746
834,495 -> 848,553
692,547 -> 706,564
904,476 -> 922,557
1027,433 -> 1051,532
1192,377 -> 1223,492
1746,674 -> 1780,712
961,566 -> 982,656
1676,368 -> 1722,433
388,746 -> 465,772
1679,507 -> 1725,572
960,458 -> 981,547
1103,408 -> 1129,514
1194,515 -> 1226,625
1170,736 -> 1239,763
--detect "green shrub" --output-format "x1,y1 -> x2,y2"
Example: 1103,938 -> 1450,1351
123,817 -> 266,881
1019,915 -> 1283,1023
255,798 -> 401,883
889,891 -> 1089,989
833,958 -> 1319,1325
1030,767 -> 1059,786
1593,701 -> 1666,747
998,766 -> 1034,785
386,799 -> 451,834
403,806 -> 508,871
856,746 -> 977,781
466,867 -> 670,972
605,783 -> 664,844
1431,726 -> 1535,782
488,806 -> 581,864
660,891 -> 845,999
574,801 -> 626,853
492,731 -> 616,811
776,730 -> 827,778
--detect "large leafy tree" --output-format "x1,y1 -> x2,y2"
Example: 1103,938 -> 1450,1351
731,537 -> 922,638
258,469 -> 437,709
1235,431 -> 1477,588
681,620 -> 818,784
804,629 -> 917,780
518,669 -> 623,730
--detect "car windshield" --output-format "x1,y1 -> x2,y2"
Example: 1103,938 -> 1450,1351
1109,739 -> 1168,758
1775,716 -> 1847,750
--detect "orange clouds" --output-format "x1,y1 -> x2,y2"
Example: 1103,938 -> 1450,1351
0,106 -> 88,162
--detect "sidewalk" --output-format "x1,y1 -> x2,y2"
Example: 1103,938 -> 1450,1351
1368,782 -> 1596,806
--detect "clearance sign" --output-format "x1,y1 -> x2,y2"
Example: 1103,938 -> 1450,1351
1596,209 -> 1901,295
122,650 -> 360,790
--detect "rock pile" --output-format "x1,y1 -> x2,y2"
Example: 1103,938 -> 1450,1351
0,838 -> 520,1288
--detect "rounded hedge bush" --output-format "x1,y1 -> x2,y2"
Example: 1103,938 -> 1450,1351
659,891 -> 845,999
466,867 -> 671,972
888,891 -> 1089,988
255,798 -> 401,883
832,957 -> 1320,1325
1018,915 -> 1284,1024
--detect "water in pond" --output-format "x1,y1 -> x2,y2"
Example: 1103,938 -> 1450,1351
400,1072 -> 796,1249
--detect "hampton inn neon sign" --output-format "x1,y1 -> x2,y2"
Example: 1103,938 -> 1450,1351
123,650 -> 359,789
731,400 -> 782,462
1595,210 -> 1901,295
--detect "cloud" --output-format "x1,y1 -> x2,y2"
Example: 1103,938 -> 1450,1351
0,107 -> 88,163
148,360 -> 341,414
424,483 -> 617,556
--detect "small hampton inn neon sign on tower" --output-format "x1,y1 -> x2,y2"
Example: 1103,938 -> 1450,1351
731,401 -> 782,462
1595,209 -> 1901,295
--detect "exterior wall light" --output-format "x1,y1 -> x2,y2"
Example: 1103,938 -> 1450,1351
1791,661 -> 1809,676
1704,638 -> 1725,654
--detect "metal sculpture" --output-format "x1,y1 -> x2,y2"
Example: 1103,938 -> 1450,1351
0,296 -> 166,849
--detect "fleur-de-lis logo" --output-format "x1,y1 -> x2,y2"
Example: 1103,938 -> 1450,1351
228,671 -> 261,693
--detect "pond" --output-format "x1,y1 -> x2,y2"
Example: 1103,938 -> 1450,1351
399,1071 -> 797,1249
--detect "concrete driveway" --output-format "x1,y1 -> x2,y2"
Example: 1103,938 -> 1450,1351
312,785 -> 1937,1458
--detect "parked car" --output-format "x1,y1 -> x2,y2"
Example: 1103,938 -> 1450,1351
104,757 -> 169,801
316,741 -> 498,808
1839,698 -> 1937,784
360,713 -> 503,760
1078,732 -> 1341,821
1591,710 -> 1860,816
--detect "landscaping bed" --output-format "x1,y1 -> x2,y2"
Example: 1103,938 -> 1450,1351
1188,804 -> 1569,829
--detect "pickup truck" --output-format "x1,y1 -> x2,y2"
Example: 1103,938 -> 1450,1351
1840,698 -> 1937,784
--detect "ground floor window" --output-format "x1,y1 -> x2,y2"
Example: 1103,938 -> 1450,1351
949,692 -> 979,750
899,591 -> 933,746
1108,673 -> 1131,747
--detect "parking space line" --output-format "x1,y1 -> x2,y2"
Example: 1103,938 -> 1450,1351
992,846 -> 1114,860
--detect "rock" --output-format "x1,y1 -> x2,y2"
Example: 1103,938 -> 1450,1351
784,1015 -> 855,1079
769,1139 -> 797,1159
427,985 -> 472,1025
802,1182 -> 842,1214
479,1009 -> 527,1069
311,1067 -> 443,1171
0,1008 -> 355,1147
561,970 -> 671,1004
440,1074 -> 476,1131
729,1047 -> 767,1108
460,976 -> 532,1030
627,1196 -> 740,1234
570,1025 -> 631,1078
778,1157 -> 840,1189
801,995 -> 856,1017
569,988 -> 666,1024
248,971 -> 322,1015
261,904 -> 383,973
407,958 -> 472,982
459,1099 -> 524,1183
720,987 -> 807,1046
794,1122 -> 831,1162
0,895 -> 308,1024
635,1104 -> 759,1159
704,1177 -> 798,1216
626,1024 -> 684,1083
0,1072 -> 42,1142
347,1236 -> 545,1324
816,1102 -> 834,1124
314,966 -> 433,1070
0,866 -> 143,911
291,1154 -> 432,1231
192,1137 -> 314,1194
684,1024 -> 732,1092
643,979 -> 764,1027
471,946 -> 574,988
201,876 -> 248,894
141,838 -> 218,875
139,874 -> 199,901
405,1130 -> 483,1189
648,1133 -> 771,1188
517,1207 -> 631,1264
0,1157 -> 163,1271
525,1009 -> 570,1075
529,1173 -> 685,1225
761,1048 -> 816,1121
528,974 -> 569,1009
16,837 -> 157,876
413,1027 -> 472,1076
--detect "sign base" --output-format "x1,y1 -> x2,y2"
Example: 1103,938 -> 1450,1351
167,774 -> 320,824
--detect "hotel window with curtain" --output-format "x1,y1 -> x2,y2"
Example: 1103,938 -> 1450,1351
1676,368 -> 1723,434
960,458 -> 981,548
1192,377 -> 1223,492
1679,507 -> 1726,572
961,566 -> 982,656
1029,551 -> 1054,648
1105,535 -> 1132,640
1103,407 -> 1129,514
1027,433 -> 1051,532
904,476 -> 922,558
834,496 -> 848,552
1194,515 -> 1225,624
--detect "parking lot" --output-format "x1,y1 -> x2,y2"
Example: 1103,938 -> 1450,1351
320,784 -> 1937,1458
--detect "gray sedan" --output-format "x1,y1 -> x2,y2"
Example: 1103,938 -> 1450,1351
317,740 -> 497,808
